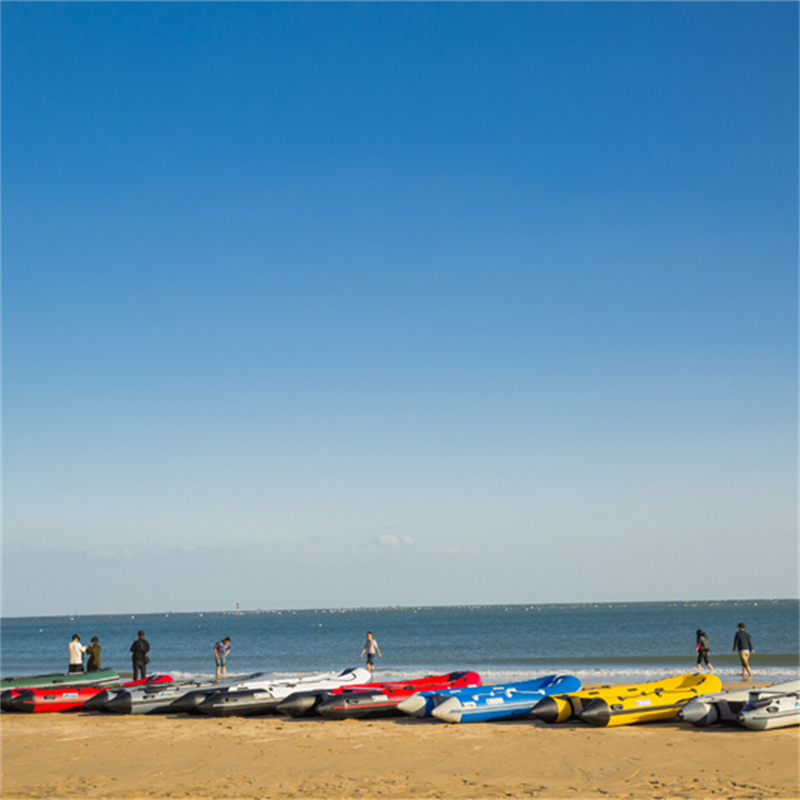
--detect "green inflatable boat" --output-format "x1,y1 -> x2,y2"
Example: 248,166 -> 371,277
0,668 -> 119,690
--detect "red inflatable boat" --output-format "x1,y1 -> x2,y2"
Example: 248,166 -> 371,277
278,670 -> 482,718
337,670 -> 481,696
7,674 -> 173,713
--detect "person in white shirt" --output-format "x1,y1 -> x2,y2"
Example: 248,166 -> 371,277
68,634 -> 87,673
360,631 -> 382,672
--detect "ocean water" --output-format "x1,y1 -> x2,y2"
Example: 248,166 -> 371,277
2,599 -> 797,685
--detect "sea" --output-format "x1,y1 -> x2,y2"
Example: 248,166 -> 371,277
2,599 -> 798,685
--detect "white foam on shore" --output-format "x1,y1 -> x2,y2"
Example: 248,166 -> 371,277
161,665 -> 800,687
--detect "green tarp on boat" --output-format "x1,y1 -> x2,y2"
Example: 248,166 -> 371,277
0,668 -> 119,690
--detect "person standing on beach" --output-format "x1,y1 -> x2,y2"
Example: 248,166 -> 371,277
131,630 -> 150,681
695,629 -> 714,671
86,636 -> 102,672
68,634 -> 87,673
214,637 -> 231,680
360,631 -> 382,672
732,623 -> 754,680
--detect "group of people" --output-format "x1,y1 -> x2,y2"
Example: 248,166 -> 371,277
66,630 -> 380,681
695,623 -> 755,680
211,631 -> 381,678
68,625 -> 755,682
68,631 -> 150,680
68,634 -> 102,673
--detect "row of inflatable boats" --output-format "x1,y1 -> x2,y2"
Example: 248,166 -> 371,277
526,673 -> 800,730
2,667 -> 798,730
91,668 -> 497,717
678,679 -> 800,730
1,673 -> 174,713
1,668 -> 480,717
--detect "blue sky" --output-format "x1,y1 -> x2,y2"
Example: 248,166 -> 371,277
2,2 -> 798,617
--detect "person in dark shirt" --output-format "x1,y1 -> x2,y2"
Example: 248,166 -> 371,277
213,637 -> 232,680
732,623 -> 754,680
695,629 -> 714,671
86,637 -> 102,672
130,630 -> 150,681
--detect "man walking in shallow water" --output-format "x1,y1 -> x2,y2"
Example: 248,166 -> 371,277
732,623 -> 754,680
360,631 -> 382,672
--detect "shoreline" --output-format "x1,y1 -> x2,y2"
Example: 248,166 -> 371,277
2,682 -> 798,799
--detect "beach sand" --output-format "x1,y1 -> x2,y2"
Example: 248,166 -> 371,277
2,684 -> 798,799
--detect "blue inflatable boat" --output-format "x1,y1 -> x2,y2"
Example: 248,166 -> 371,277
398,674 -> 581,723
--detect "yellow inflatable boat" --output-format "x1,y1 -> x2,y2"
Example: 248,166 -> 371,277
578,672 -> 723,727
530,680 -> 666,723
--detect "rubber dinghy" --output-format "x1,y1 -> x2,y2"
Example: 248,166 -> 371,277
314,671 -> 482,720
530,674 -> 725,724
678,679 -> 800,727
0,668 -> 120,691
6,674 -> 173,713
738,687 -> 800,731
405,675 -> 581,724
578,672 -> 723,727
396,676 -> 564,720
83,676 -> 213,713
172,668 -> 373,714
196,667 -> 373,717
102,673 -> 268,715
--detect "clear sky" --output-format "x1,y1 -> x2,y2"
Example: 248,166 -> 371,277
2,2 -> 798,617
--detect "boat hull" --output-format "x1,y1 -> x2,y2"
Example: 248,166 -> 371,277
196,689 -> 282,717
195,668 -> 373,717
9,675 -> 174,713
427,675 -> 581,723
297,671 -> 483,719
739,689 -> 800,730
579,673 -> 723,727
275,691 -> 330,717
105,678 -> 223,715
0,668 -> 119,691
679,680 -> 800,727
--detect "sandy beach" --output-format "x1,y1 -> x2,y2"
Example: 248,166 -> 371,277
2,684 -> 798,800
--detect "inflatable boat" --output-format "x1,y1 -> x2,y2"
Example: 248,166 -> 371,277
429,675 -> 581,723
0,690 -> 21,712
155,672 -> 273,714
170,668 -> 370,714
195,668 -> 373,717
279,671 -> 481,719
738,687 -> 800,730
82,681 -> 175,712
0,668 -> 119,691
6,675 -> 173,713
102,674 -> 258,715
275,690 -> 331,717
529,674 -> 719,724
314,672 -> 482,720
578,672 -> 722,727
398,676 -> 561,719
316,689 -> 404,719
678,679 -> 800,727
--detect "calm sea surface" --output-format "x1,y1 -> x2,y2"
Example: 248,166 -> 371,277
2,599 -> 797,684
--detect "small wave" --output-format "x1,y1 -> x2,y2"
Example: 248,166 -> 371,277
312,666 -> 800,685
